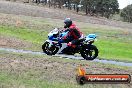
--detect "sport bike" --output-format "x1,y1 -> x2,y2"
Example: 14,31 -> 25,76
42,28 -> 98,60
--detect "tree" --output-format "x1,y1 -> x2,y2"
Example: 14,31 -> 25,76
81,0 -> 119,18
72,0 -> 80,12
102,0 -> 119,18
31,0 -> 119,19
120,4 -> 132,23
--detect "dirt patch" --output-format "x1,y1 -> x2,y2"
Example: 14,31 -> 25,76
0,54 -> 76,83
0,35 -> 32,49
0,13 -> 53,30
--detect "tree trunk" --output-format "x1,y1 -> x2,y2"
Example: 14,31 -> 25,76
67,0 -> 70,10
58,1 -> 61,9
74,4 -> 76,10
85,5 -> 88,15
49,0 -> 51,7
76,5 -> 79,13
45,0 -> 47,5
54,0 -> 56,8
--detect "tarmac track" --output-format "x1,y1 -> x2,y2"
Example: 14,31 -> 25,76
0,47 -> 132,67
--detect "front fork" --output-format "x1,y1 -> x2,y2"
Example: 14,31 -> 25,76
45,40 -> 67,54
45,40 -> 59,48
45,40 -> 52,48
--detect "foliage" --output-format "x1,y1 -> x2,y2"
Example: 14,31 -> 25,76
81,0 -> 119,18
120,4 -> 132,23
31,0 -> 119,18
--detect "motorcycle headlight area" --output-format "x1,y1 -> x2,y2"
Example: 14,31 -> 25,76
48,28 -> 59,36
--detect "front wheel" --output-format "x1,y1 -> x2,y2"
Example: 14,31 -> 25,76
81,44 -> 98,60
42,41 -> 59,55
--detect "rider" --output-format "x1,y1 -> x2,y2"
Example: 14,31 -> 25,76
61,18 -> 84,53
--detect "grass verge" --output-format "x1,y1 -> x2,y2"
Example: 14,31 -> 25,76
0,51 -> 132,88
0,15 -> 132,62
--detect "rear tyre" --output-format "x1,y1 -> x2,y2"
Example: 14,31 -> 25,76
42,42 -> 59,55
81,44 -> 98,60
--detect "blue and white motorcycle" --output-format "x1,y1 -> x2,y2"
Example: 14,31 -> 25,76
42,28 -> 98,60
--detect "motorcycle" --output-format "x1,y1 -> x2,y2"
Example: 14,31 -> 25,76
42,28 -> 98,60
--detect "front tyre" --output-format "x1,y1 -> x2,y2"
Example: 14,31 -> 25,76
42,41 -> 59,55
81,45 -> 98,60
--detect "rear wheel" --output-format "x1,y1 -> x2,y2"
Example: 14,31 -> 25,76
81,44 -> 98,60
42,42 -> 59,55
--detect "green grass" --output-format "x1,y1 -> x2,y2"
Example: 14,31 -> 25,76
0,25 -> 50,51
0,18 -> 132,62
0,51 -> 131,88
81,25 -> 132,62
95,39 -> 132,62
0,25 -> 48,44
0,7 -> 131,88
0,73 -> 77,88
0,71 -> 130,88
